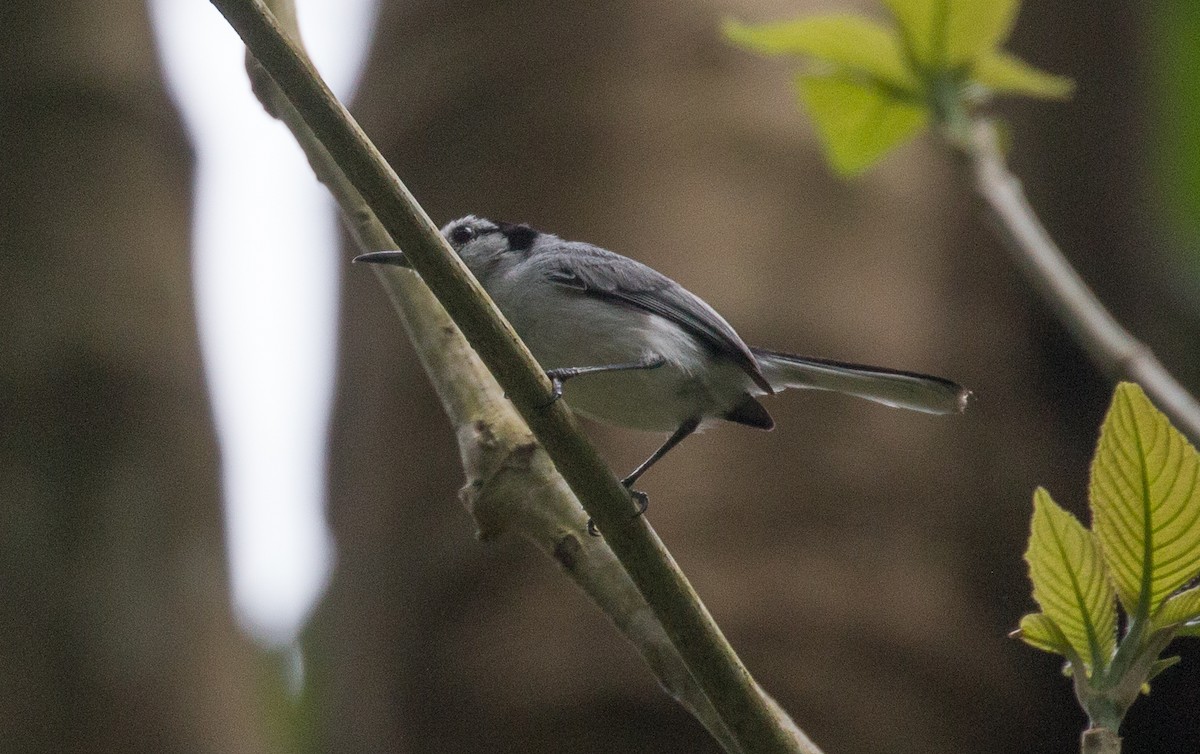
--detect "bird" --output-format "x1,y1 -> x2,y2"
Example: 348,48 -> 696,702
356,215 -> 968,525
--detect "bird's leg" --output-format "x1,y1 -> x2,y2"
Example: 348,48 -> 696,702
588,417 -> 700,537
544,355 -> 666,404
622,416 -> 701,493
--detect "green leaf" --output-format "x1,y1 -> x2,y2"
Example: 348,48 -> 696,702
1153,585 -> 1200,630
1025,488 -> 1117,673
1141,655 -> 1182,695
973,51 -> 1074,99
723,16 -> 919,91
1015,612 -> 1071,655
1147,654 -> 1181,682
883,0 -> 1019,68
1179,620 -> 1200,638
1090,383 -> 1200,619
796,74 -> 929,175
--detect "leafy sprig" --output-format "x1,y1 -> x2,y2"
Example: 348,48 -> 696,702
725,0 -> 1072,174
1017,383 -> 1200,735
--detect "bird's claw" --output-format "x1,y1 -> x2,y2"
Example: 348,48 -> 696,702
539,373 -> 566,408
585,486 -> 649,537
627,487 -> 649,518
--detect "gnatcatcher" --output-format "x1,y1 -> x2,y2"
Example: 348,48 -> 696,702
356,215 -> 967,519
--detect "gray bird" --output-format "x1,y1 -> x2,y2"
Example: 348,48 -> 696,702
356,216 -> 967,516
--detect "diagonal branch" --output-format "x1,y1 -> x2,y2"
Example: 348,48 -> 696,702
962,119 -> 1200,447
212,0 -> 822,751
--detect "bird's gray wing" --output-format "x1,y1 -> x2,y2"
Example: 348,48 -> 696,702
540,242 -> 772,393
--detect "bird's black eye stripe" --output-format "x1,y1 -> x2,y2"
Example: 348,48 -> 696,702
448,225 -> 477,245
497,222 -> 539,252
447,219 -> 538,251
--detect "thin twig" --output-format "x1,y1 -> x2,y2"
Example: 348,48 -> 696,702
1080,726 -> 1121,754
964,118 -> 1200,446
213,0 -> 820,751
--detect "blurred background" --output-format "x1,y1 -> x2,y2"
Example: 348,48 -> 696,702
3,0 -> 1199,753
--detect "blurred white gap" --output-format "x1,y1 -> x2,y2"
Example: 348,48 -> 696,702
150,0 -> 379,645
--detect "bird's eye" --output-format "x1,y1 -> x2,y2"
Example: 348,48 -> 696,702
448,225 -> 476,246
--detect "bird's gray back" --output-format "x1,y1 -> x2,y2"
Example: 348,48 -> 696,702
521,239 -> 771,393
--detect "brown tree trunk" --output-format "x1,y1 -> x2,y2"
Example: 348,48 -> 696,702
309,1 -> 1194,753
0,3 -> 272,752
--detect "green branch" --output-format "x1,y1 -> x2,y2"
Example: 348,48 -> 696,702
211,0 -> 820,750
959,119 -> 1200,446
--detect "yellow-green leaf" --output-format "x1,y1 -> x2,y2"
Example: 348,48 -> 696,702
1026,488 -> 1117,673
973,51 -> 1074,99
1153,585 -> 1200,630
724,15 -> 919,91
796,74 -> 929,176
883,0 -> 1019,68
1016,612 -> 1071,655
1143,655 -> 1182,694
1090,382 -> 1200,619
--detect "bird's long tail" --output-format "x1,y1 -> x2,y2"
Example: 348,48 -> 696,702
751,347 -> 969,415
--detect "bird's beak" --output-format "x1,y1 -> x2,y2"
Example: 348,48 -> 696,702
353,250 -> 411,268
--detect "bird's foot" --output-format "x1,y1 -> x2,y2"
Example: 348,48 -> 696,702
540,368 -> 579,408
585,485 -> 649,537
625,485 -> 649,518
